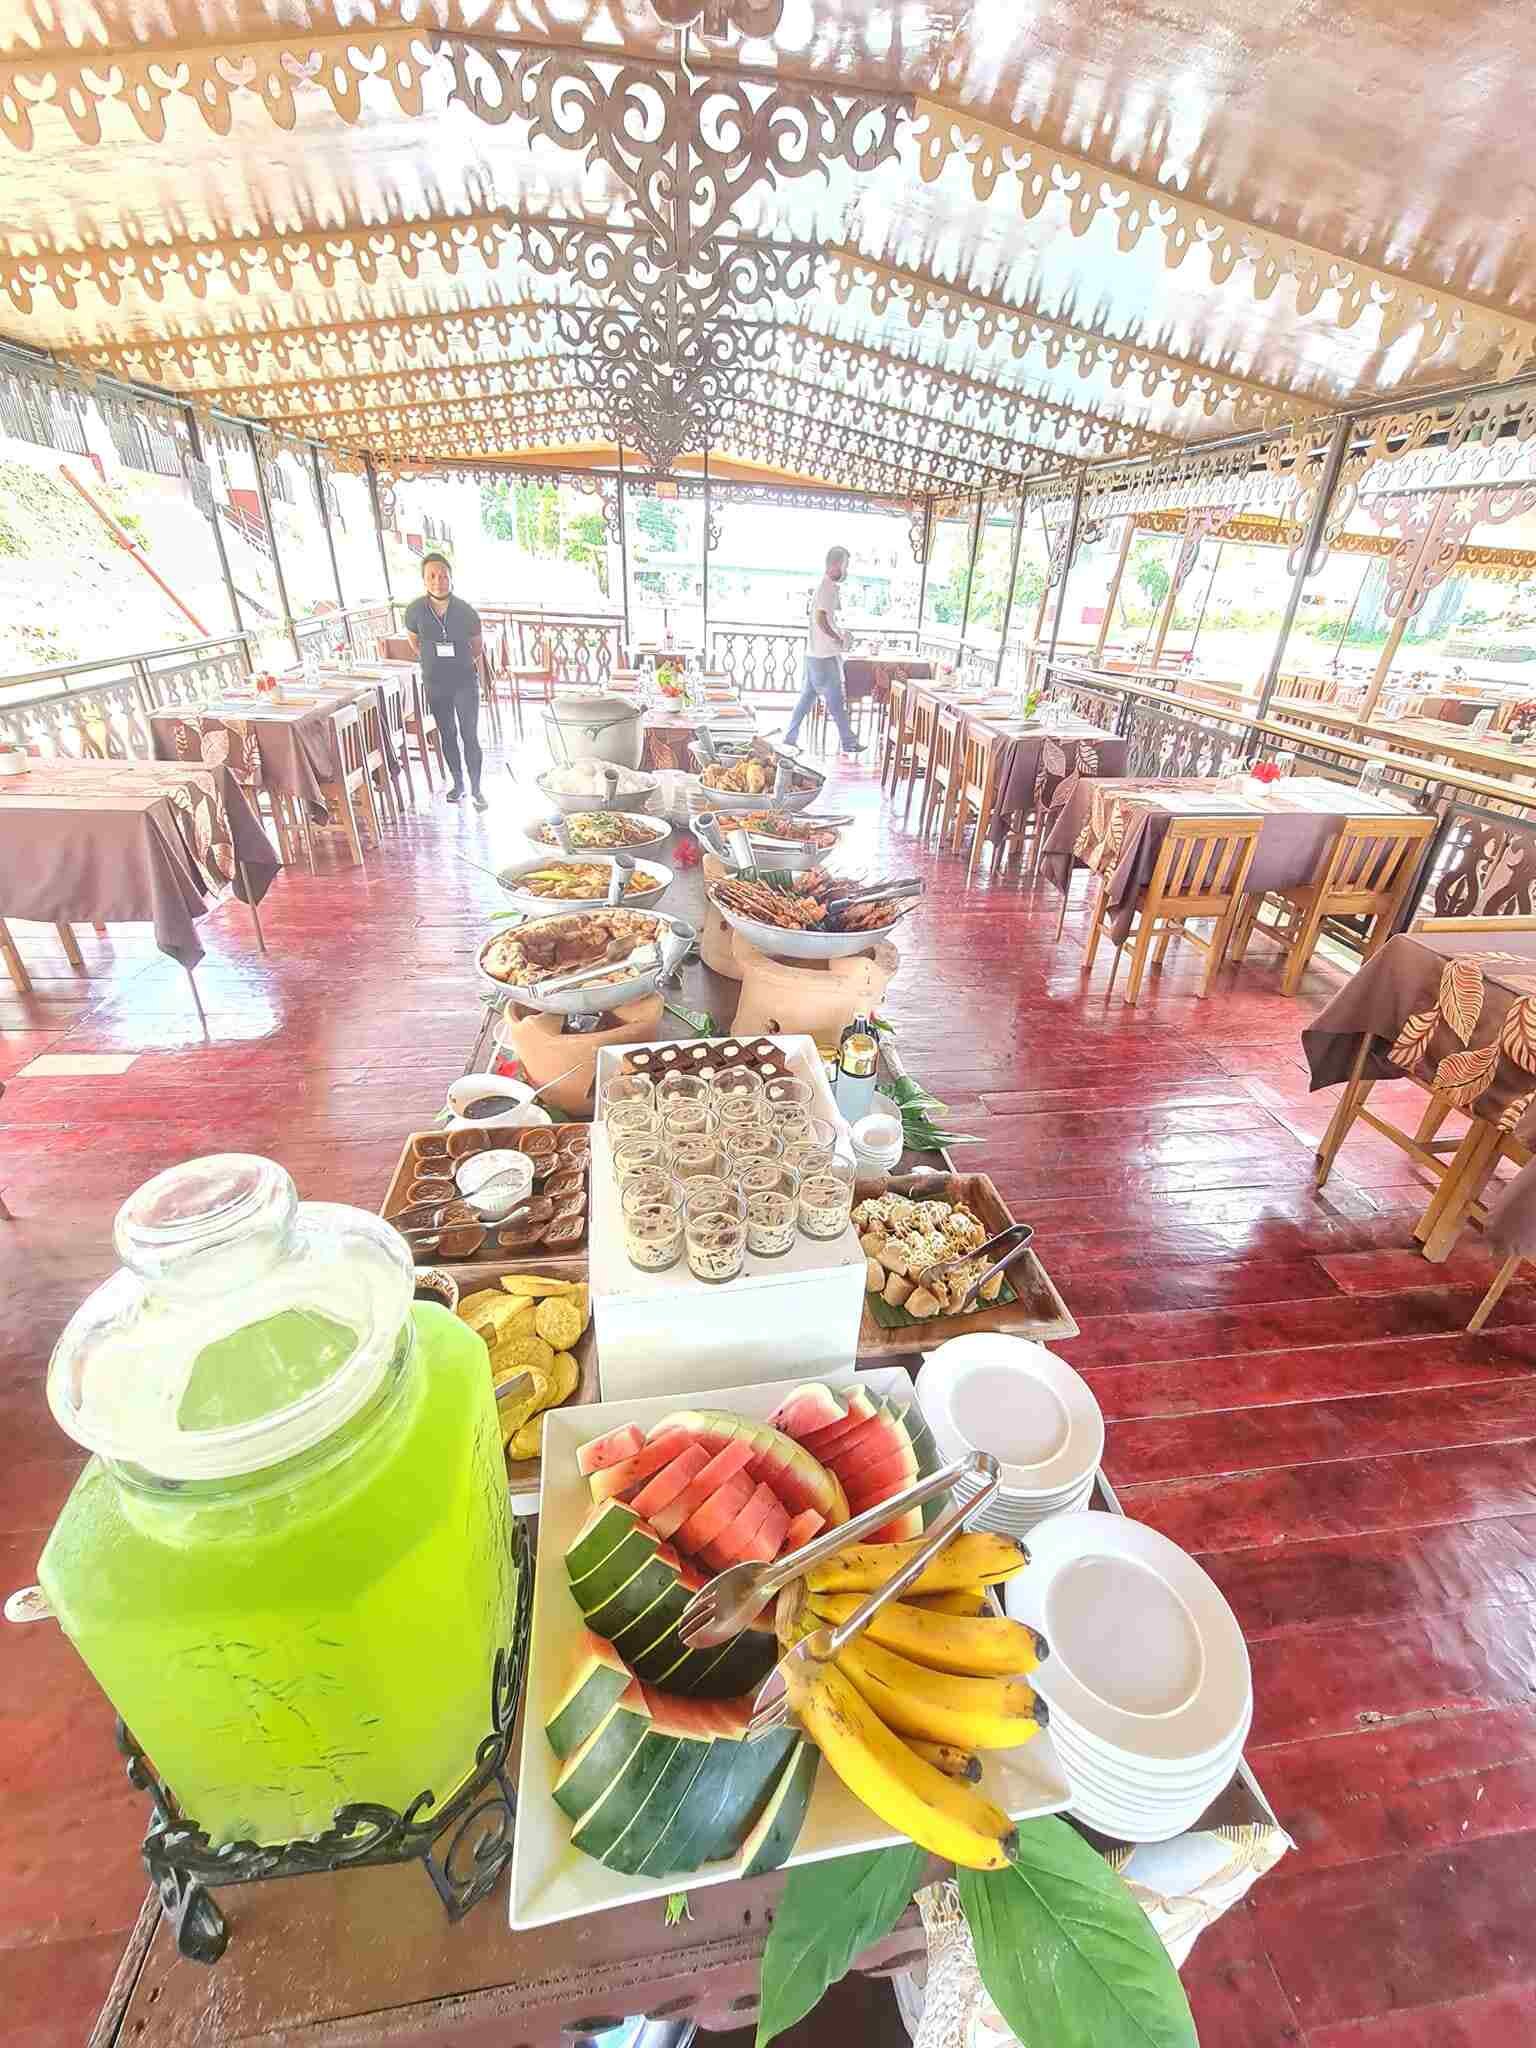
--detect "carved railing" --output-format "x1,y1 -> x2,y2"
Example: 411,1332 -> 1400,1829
478,608 -> 623,686
0,634 -> 255,760
706,621 -> 805,695
1122,697 -> 1253,780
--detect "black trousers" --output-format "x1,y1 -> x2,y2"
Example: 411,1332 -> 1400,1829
428,673 -> 483,792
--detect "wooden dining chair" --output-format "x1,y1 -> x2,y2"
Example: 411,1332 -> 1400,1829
376,675 -> 416,812
919,706 -> 965,841
1081,816 -> 1262,1008
955,723 -> 1007,879
321,705 -> 378,867
356,693 -> 397,827
879,677 -> 911,794
900,693 -> 938,824
1227,812 -> 1437,997
404,672 -> 446,792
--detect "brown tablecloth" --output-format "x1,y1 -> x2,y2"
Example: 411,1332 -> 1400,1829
987,722 -> 1127,847
1042,774 -> 1423,944
151,684 -> 370,814
0,757 -> 279,968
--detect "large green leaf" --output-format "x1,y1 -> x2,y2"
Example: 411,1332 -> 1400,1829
755,1843 -> 928,2048
958,1820 -> 1197,2048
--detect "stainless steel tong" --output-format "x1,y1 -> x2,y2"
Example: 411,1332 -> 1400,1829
746,1451 -> 1004,1737
532,940 -> 662,997
675,1449 -> 1007,1737
917,1221 -> 1035,1312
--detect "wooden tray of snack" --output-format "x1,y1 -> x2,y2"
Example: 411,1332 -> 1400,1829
851,1170 -> 1078,1357
379,1122 -> 590,1271
432,1258 -> 598,1498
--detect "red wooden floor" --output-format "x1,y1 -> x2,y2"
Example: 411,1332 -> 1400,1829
4,738 -> 1536,2046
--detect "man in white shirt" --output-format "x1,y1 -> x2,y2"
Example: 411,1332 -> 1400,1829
783,545 -> 865,755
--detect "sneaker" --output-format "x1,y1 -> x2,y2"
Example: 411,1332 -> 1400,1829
841,743 -> 869,757
446,785 -> 464,803
472,792 -> 489,812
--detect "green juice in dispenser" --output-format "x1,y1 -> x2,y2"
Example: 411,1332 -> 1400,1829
39,1156 -> 517,1848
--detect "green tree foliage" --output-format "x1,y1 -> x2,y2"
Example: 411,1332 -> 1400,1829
632,497 -> 681,554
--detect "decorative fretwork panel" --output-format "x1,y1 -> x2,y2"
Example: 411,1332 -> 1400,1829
1122,702 -> 1251,780
1041,673 -> 1127,730
140,643 -> 252,707
706,623 -> 806,695
1416,806 -> 1536,922
0,678 -> 151,760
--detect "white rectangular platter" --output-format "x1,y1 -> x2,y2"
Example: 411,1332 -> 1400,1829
510,1364 -> 1071,1931
588,1036 -> 865,1400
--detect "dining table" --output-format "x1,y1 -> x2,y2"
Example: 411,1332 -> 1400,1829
0,755 -> 279,1010
148,681 -> 392,819
841,654 -> 934,705
1303,925 -> 1536,1260
639,700 -> 757,771
1042,773 -> 1424,944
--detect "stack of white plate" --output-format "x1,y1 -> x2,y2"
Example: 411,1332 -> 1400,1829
920,1334 -> 1103,1536
1005,1512 -> 1253,1842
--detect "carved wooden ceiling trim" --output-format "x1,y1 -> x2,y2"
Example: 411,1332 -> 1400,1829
67,305 -> 555,383
910,100 -> 1536,387
827,250 -> 1313,429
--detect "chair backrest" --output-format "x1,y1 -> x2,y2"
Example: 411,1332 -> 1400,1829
961,721 -> 1000,785
887,676 -> 908,726
1316,813 -> 1437,912
909,697 -> 936,749
936,706 -> 963,761
1145,816 -> 1263,914
379,673 -> 408,743
330,703 -> 365,778
357,695 -> 386,761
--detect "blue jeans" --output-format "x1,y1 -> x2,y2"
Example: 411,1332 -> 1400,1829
785,654 -> 859,749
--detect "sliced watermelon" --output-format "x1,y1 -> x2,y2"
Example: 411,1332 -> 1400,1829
648,1409 -> 849,1526
814,1412 -> 892,1467
590,1427 -> 693,1503
768,1383 -> 848,1438
640,1710 -> 798,1876
677,1470 -> 756,1555
830,1432 -> 918,1486
702,1481 -> 778,1570
783,1508 -> 826,1551
649,1439 -> 756,1540
739,1494 -> 789,1563
795,1385 -> 879,1456
577,1423 -> 645,1477
836,1453 -> 919,1507
630,1442 -> 711,1520
545,1635 -> 634,1762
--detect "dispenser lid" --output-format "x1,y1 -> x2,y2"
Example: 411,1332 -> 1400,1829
47,1155 -> 416,1481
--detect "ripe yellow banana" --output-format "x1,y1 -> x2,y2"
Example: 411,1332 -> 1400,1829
787,1656 -> 1016,1870
806,1531 -> 1028,1597
907,1587 -> 990,1618
837,1633 -> 1045,1750
809,1592 -> 1046,1679
903,1737 -> 983,1783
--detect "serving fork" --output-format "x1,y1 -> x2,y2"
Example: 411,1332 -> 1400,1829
743,1453 -> 1006,1737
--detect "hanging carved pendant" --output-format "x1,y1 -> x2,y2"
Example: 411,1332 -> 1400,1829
647,0 -> 785,35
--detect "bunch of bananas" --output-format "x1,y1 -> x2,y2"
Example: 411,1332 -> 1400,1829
776,1531 -> 1045,1870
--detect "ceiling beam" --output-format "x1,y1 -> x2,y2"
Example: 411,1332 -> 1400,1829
67,303 -> 553,382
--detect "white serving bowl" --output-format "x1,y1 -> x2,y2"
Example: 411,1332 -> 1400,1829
444,1072 -> 554,1133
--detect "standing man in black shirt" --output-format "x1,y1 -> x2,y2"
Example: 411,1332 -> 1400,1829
402,552 -> 488,809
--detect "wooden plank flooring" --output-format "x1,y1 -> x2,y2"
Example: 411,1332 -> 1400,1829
3,739 -> 1534,2045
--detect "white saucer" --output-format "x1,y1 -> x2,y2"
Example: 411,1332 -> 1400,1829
922,1335 -> 1103,1496
1005,1512 -> 1251,1769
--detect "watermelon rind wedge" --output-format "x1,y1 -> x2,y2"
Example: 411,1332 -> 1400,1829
566,1501 -> 657,1589
599,1735 -> 718,1876
552,1682 -> 652,1819
737,1738 -> 819,1877
639,1709 -> 798,1876
545,1635 -> 633,1762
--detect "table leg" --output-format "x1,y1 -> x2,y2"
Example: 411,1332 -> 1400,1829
184,966 -> 209,1030
1469,1253 -> 1522,1331
1313,1034 -> 1374,1188
55,922 -> 85,968
0,919 -> 33,994
236,855 -> 268,954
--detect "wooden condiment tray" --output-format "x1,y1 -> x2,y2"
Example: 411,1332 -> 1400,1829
852,1170 -> 1079,1356
379,1123 -> 590,1270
